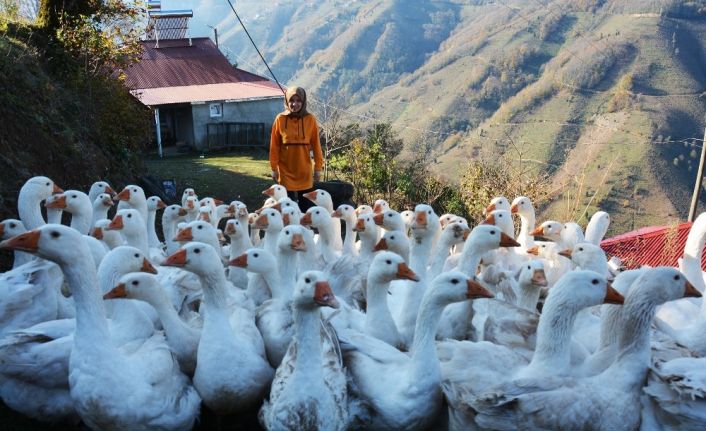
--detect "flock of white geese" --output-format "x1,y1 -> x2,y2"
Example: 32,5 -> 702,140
0,175 -> 705,430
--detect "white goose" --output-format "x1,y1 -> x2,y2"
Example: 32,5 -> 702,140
146,196 -> 166,248
263,184 -> 287,201
91,219 -> 124,250
472,267 -> 700,431
332,203 -> 358,256
104,272 -> 200,375
183,195 -> 199,222
224,219 -> 252,289
584,210 -> 610,245
106,209 -> 149,255
255,207 -> 284,257
511,196 -> 536,249
162,204 -> 187,255
18,176 -> 63,230
87,181 -> 116,204
301,206 -> 339,266
0,225 -> 201,430
259,271 -> 349,430
163,243 -> 273,414
114,185 -> 148,226
44,194 -> 64,224
0,219 -> 32,268
303,189 -> 343,251
91,192 -> 114,230
339,272 -> 494,430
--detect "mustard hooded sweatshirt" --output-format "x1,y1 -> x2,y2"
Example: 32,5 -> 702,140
269,86 -> 324,191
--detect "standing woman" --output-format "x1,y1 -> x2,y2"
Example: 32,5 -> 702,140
269,86 -> 324,212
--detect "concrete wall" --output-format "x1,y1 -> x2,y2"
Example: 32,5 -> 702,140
191,97 -> 283,151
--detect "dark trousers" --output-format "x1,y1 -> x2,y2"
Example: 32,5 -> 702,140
288,188 -> 315,214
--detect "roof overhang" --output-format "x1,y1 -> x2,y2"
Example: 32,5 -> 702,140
130,81 -> 284,106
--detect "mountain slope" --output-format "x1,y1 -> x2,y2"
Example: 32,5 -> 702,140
210,0 -> 706,233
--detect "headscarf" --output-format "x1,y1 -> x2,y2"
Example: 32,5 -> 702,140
282,86 -> 309,118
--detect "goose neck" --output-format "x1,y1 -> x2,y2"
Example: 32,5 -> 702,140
517,283 -> 541,312
197,268 -> 230,310
409,294 -> 445,380
366,277 -> 398,332
70,212 -> 92,235
292,306 -> 324,383
18,190 -> 46,229
429,238 -> 453,278
93,206 -> 109,226
458,247 -> 484,277
527,300 -> 579,374
410,233 -> 434,276
275,252 -> 297,299
342,220 -> 357,255
124,229 -> 149,256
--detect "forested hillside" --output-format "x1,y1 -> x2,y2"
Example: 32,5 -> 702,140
206,0 -> 706,233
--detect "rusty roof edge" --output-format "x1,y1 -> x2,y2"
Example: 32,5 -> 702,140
601,221 -> 692,246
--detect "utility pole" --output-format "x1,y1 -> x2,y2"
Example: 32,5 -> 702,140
207,25 -> 218,48
688,127 -> 706,221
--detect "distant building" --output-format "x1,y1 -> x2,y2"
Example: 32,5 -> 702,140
122,5 -> 283,155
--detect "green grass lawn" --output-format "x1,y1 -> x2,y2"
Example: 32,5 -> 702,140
144,149 -> 274,211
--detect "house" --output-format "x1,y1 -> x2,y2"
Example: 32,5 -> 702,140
600,221 -> 706,269
122,6 -> 284,155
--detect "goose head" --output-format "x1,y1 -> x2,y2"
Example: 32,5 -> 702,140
256,207 -> 284,232
182,188 -> 196,202
183,196 -> 199,214
104,272 -> 164,304
527,241 -> 564,260
163,242 -> 222,277
439,221 -> 471,247
301,206 -> 331,229
485,196 -> 510,215
46,190 -> 92,216
273,197 -> 300,218
0,224 -> 90,267
628,267 -> 701,307
368,251 -> 419,283
92,219 -> 122,247
114,185 -> 146,208
200,197 -> 222,209
94,193 -> 115,211
585,211 -> 610,244
373,209 -> 405,232
303,189 -> 333,210
229,248 -> 277,274
197,206 -> 214,224
374,230 -> 410,257
561,242 -> 608,275
400,210 -> 415,231
263,184 -> 287,200
293,271 -> 340,309
510,196 -> 534,218
281,206 -> 301,226
256,197 -> 277,214
428,271 -> 494,305
561,222 -> 585,249
355,205 -> 373,216
531,221 -> 563,241
98,245 -> 158,292
147,196 -> 167,212
20,176 -> 63,202
547,270 -> 623,312
106,209 -> 144,235
278,224 -> 307,252
517,260 -> 548,288
439,213 -> 467,229
411,204 -> 440,233
0,219 -> 26,240
163,204 -> 187,222
482,209 -> 514,237
228,200 -> 249,218
175,220 -> 219,247
89,181 -> 116,200
332,204 -> 357,225
372,199 -> 390,214
224,219 -> 247,241
353,214 -> 378,242
463,224 -> 520,255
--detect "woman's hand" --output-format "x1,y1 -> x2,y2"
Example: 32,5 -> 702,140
313,171 -> 321,182
271,171 -> 279,182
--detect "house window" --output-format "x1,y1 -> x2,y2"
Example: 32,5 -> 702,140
209,103 -> 222,118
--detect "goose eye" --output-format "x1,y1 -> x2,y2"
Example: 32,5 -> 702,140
592,279 -> 599,285
132,280 -> 138,286
316,211 -> 320,215
386,259 -> 391,264
198,225 -> 203,229
387,214 -> 392,217
50,231 -> 60,238
674,275 -> 680,280
46,182 -> 50,186
490,230 -> 496,235
427,210 -> 431,215
134,253 -> 139,258
127,214 -> 132,218
305,277 -> 311,283
9,223 -> 16,228
390,236 -> 395,240
254,253 -> 259,258
194,248 -> 200,254
579,247 -> 584,251
527,265 -> 531,269
451,278 -> 459,284
71,194 -> 77,198
285,230 -> 290,235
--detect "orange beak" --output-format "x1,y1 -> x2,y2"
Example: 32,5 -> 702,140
91,227 -> 104,240
604,283 -> 625,304
186,200 -> 194,210
558,249 -> 572,258
684,280 -> 702,298
52,183 -> 64,194
463,229 -> 471,241
332,209 -> 343,218
157,200 -> 167,209
532,269 -> 548,286
481,214 -> 495,225
314,281 -> 339,308
282,213 -> 291,226
415,211 -> 427,228
198,212 -> 211,223
0,230 -> 41,252
141,258 -> 158,274
178,208 -> 187,217
271,202 -> 283,213
255,214 -> 269,229
163,248 -> 187,267
353,218 -> 365,232
225,223 -> 236,235
395,262 -> 419,281
103,283 -> 127,300
467,278 -> 494,299
229,253 -> 248,268
499,232 -> 520,247
107,215 -> 124,231
530,226 -> 544,236
300,212 -> 313,226
104,185 -> 117,197
527,246 -> 539,255
174,227 -> 193,242
102,197 -> 114,207
45,194 -> 67,209
373,213 -> 385,226
373,203 -> 384,214
115,188 -> 130,202
485,203 -> 496,214
303,191 -> 318,202
510,203 -> 519,214
373,238 -> 388,252
291,233 -> 306,251
263,187 -> 275,197
214,199 -> 223,205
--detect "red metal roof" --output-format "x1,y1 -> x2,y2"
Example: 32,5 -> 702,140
600,221 -> 706,269
123,37 -> 275,90
131,81 -> 283,106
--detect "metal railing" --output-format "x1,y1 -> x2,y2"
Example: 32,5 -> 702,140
206,122 -> 266,150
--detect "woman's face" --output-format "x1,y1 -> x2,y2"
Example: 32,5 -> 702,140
288,94 -> 303,113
